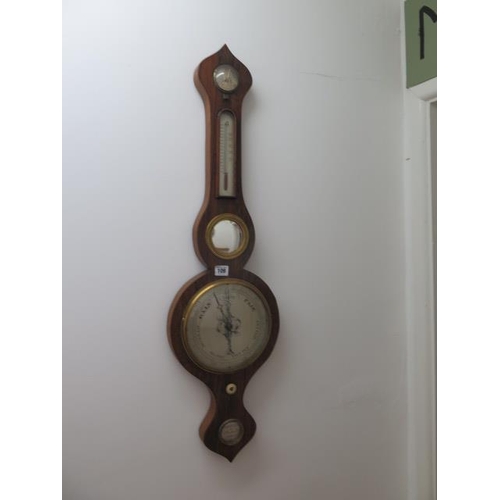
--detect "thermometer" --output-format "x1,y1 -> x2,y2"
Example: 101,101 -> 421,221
218,111 -> 236,197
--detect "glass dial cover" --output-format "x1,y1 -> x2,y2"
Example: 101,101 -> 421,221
213,65 -> 239,92
183,279 -> 271,373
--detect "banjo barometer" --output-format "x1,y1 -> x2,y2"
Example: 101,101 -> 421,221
167,45 -> 279,461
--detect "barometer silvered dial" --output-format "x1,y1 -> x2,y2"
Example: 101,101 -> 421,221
183,279 -> 271,373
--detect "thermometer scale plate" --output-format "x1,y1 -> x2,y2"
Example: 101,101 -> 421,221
218,111 -> 236,197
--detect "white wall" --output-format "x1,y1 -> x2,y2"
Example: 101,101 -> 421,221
63,1 -> 406,498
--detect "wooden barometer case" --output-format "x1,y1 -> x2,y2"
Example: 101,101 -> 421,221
167,45 -> 279,462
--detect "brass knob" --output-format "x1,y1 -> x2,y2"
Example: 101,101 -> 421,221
225,383 -> 237,395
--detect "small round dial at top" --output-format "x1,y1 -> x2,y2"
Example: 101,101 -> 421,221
213,64 -> 239,92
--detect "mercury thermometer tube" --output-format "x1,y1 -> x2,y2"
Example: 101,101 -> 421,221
218,111 -> 236,197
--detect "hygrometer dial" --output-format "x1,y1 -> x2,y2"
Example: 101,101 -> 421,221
213,64 -> 239,92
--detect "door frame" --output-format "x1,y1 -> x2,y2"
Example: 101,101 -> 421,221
403,76 -> 437,500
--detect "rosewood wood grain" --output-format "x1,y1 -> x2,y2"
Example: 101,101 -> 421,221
193,44 -> 254,270
167,269 -> 279,461
167,46 -> 279,462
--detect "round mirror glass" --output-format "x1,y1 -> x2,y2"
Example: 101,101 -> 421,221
210,219 -> 243,255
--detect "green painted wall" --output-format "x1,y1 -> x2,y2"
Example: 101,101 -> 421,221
405,0 -> 437,88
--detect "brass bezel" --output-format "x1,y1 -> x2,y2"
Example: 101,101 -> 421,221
181,278 -> 272,374
205,213 -> 249,260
